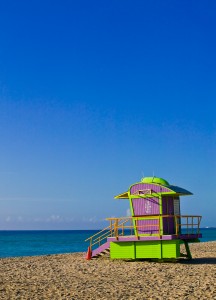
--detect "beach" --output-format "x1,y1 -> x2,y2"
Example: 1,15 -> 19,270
0,242 -> 215,300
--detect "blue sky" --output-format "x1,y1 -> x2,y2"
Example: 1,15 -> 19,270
0,0 -> 215,229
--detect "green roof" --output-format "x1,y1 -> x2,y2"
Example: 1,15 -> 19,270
141,177 -> 169,186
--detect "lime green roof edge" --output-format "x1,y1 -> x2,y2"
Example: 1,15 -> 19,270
141,177 -> 169,186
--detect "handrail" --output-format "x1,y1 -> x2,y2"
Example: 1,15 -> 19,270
85,224 -> 112,242
85,217 -> 132,250
91,231 -> 112,247
85,217 -> 132,242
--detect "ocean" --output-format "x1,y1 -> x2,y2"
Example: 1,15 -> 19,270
0,228 -> 215,259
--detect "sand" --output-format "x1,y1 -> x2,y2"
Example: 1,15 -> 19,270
0,242 -> 215,300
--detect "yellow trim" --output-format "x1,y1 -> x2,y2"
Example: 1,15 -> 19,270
114,192 -> 129,199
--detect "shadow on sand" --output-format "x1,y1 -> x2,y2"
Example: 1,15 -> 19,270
180,257 -> 216,265
124,257 -> 216,265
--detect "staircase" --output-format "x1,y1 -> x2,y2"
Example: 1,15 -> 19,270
92,245 -> 110,259
91,241 -> 110,257
85,217 -> 132,259
85,227 -> 112,259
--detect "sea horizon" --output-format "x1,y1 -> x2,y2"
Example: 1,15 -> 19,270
0,228 -> 215,259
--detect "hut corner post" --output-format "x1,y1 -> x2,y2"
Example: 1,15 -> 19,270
183,240 -> 192,260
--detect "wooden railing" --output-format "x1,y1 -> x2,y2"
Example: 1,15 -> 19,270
85,215 -> 202,250
176,215 -> 202,235
106,215 -> 202,237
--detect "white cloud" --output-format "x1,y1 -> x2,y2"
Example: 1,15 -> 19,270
82,216 -> 98,223
46,215 -> 62,222
126,208 -> 131,216
89,216 -> 96,223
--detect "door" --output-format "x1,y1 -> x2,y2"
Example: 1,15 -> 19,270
162,196 -> 175,234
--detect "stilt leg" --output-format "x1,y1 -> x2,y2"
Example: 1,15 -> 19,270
184,241 -> 192,260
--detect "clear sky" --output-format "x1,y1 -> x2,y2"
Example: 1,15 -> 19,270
0,0 -> 215,229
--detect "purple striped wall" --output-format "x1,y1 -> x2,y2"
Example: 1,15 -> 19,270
130,183 -> 171,195
132,197 -> 160,234
136,219 -> 159,234
132,197 -> 160,215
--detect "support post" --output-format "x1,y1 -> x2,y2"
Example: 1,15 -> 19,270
183,240 -> 192,260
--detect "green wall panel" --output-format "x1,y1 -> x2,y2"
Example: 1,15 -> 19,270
110,240 -> 181,260
110,242 -> 135,259
162,240 -> 180,258
136,241 -> 161,259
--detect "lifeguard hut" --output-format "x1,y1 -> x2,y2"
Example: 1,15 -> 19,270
85,177 -> 202,260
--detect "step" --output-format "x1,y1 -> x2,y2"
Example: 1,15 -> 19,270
91,241 -> 110,257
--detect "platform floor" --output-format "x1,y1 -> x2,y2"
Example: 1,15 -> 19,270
107,233 -> 202,242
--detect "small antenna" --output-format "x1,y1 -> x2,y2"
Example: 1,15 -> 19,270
152,171 -> 155,182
